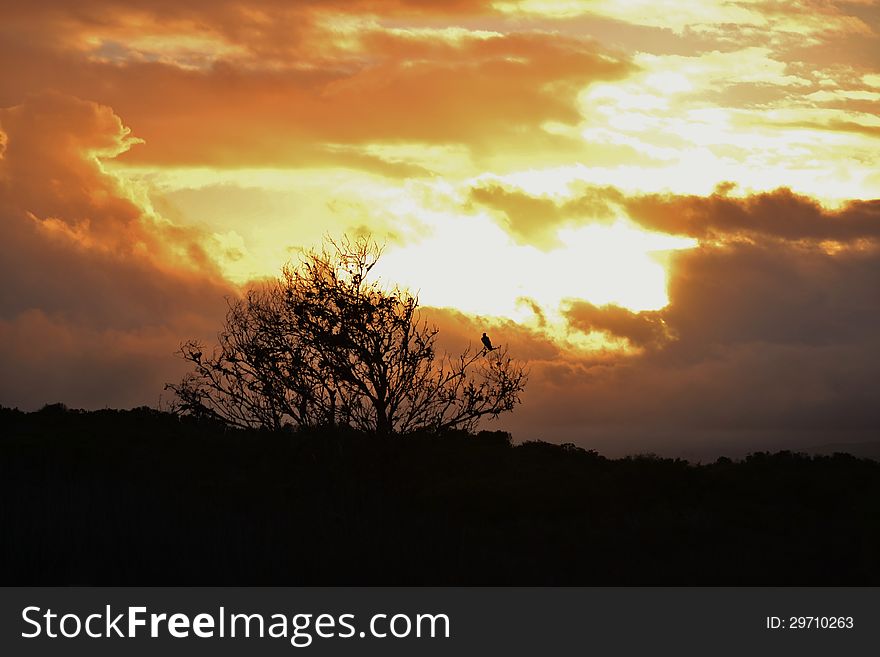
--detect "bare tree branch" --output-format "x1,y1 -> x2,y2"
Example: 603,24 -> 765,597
168,235 -> 528,434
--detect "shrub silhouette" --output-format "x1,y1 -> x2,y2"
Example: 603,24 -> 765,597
3,406 -> 879,585
167,236 -> 528,433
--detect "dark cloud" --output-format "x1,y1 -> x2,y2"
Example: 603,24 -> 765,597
496,238 -> 880,458
660,241 -> 879,351
623,187 -> 880,242
563,301 -> 669,349
470,182 -> 880,246
461,179 -> 880,456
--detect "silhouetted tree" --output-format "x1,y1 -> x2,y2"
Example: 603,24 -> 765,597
168,236 -> 528,434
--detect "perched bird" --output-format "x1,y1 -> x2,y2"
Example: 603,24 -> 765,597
481,332 -> 495,352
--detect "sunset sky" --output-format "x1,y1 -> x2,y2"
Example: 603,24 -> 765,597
2,0 -> 878,457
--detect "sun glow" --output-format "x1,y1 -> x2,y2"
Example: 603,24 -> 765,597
111,162 -> 695,344
81,0 -> 878,358
374,218 -> 693,329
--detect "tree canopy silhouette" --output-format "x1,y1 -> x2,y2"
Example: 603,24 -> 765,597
168,236 -> 528,434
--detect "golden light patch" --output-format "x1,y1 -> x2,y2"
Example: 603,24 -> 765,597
60,0 -> 878,358
108,161 -> 694,354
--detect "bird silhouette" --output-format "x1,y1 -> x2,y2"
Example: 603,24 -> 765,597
481,332 -> 496,352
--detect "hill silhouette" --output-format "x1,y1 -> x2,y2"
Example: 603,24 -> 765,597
1,404 -> 878,585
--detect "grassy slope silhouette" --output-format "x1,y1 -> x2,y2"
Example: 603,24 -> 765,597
2,404 -> 878,585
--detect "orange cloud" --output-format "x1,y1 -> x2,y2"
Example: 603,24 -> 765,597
0,92 -> 232,408
0,3 -> 633,171
2,1 -> 879,460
